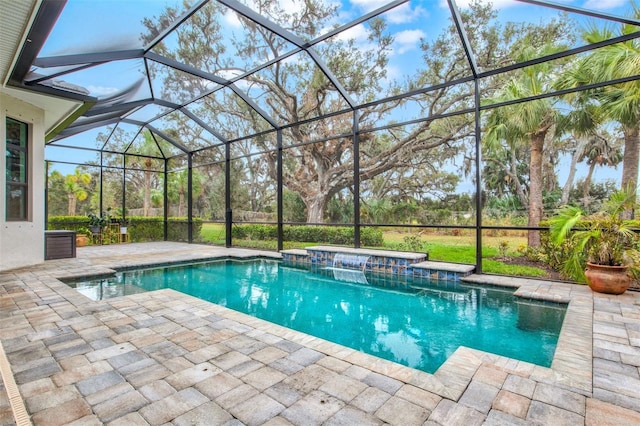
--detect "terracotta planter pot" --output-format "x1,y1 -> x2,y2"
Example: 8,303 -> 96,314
585,262 -> 630,295
76,235 -> 88,247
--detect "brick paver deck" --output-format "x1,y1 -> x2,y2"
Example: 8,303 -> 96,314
0,242 -> 639,425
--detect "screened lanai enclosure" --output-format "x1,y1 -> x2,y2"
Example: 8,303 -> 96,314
18,0 -> 639,277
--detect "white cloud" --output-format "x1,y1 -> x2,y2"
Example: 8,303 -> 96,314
231,77 -> 251,91
277,0 -> 308,16
335,23 -> 370,43
333,17 -> 425,57
383,64 -> 402,82
350,0 -> 428,24
223,10 -> 242,28
450,0 -> 516,9
386,3 -> 429,24
395,29 -> 425,44
218,69 -> 244,80
87,85 -> 120,97
349,0 -> 393,13
393,29 -> 426,54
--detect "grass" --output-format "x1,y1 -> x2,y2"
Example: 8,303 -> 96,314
199,223 -> 225,243
197,223 -> 548,277
382,232 -> 546,277
482,259 -> 546,277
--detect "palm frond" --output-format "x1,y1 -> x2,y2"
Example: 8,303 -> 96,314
548,205 -> 583,244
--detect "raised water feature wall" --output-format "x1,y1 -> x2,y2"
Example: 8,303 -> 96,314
280,245 -> 475,282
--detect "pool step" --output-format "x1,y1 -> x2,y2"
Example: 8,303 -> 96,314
462,274 -> 573,303
281,246 -> 475,282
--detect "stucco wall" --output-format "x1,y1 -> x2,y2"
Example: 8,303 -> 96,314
0,93 -> 45,271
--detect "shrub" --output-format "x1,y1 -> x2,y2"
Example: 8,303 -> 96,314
360,227 -> 384,246
402,234 -> 424,252
129,217 -> 164,242
167,217 -> 203,242
47,216 -> 89,232
232,224 -> 384,246
540,217 -> 640,280
494,240 -> 508,258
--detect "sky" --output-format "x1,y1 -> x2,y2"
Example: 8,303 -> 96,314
41,0 -> 634,190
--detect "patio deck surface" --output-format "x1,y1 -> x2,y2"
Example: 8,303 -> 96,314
0,242 -> 639,425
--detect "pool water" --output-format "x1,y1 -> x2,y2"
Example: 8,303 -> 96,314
69,259 -> 566,374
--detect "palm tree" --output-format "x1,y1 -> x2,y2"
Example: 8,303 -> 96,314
64,168 -> 91,216
555,93 -> 610,206
580,135 -> 623,209
556,11 -> 640,217
168,169 -> 204,217
484,43 -> 568,247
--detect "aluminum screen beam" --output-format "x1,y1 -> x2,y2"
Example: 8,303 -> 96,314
33,49 -> 145,68
517,0 -> 640,26
218,0 -> 356,109
448,0 -> 479,78
145,51 -> 279,129
144,0 -> 209,52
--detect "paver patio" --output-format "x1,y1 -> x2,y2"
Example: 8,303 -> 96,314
0,242 -> 639,425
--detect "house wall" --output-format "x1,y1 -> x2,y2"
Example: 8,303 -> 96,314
0,93 -> 45,271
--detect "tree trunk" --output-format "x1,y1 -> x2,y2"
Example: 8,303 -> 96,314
561,137 -> 587,206
542,125 -> 558,193
179,189 -> 185,217
621,125 -> 639,219
528,133 -> 545,248
68,194 -> 76,216
143,169 -> 152,217
582,162 -> 596,210
306,196 -> 327,224
510,149 -> 528,208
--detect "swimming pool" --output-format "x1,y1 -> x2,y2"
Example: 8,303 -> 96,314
68,259 -> 566,374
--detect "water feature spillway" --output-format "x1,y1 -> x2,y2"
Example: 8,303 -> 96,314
329,253 -> 371,284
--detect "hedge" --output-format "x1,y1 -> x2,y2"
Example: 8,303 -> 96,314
47,216 -> 202,243
48,216 -> 382,246
232,224 -> 384,246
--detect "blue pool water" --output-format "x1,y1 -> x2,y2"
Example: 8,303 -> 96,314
69,259 -> 566,373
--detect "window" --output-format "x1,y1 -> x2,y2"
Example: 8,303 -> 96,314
6,117 -> 28,221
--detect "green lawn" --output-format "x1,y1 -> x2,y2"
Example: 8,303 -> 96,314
197,223 -> 547,277
381,232 -> 545,277
199,223 -> 225,244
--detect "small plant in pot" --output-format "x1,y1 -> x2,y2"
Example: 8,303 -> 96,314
118,217 -> 130,234
87,212 -> 109,234
548,187 -> 639,294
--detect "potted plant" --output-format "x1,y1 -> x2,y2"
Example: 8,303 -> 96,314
87,212 -> 109,234
75,227 -> 91,247
118,217 -> 130,234
548,187 -> 639,294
